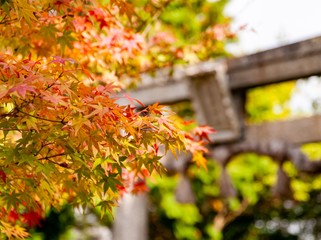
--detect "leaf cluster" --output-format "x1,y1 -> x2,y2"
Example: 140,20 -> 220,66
0,0 -> 220,238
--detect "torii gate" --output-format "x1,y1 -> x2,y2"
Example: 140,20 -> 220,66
113,36 -> 321,240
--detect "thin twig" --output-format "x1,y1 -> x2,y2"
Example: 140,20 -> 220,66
0,17 -> 18,25
0,127 -> 29,132
37,153 -> 67,161
17,109 -> 67,124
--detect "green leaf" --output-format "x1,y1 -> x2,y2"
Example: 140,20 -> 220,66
57,31 -> 76,54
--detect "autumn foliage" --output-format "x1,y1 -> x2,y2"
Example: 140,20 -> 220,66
0,0 -> 222,238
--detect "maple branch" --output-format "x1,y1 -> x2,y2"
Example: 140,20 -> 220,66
0,109 -> 19,120
34,142 -> 55,157
37,153 -> 70,168
0,18 -> 19,25
17,71 -> 66,110
0,14 -> 18,25
37,153 -> 67,160
44,72 -> 64,91
17,109 -> 67,124
0,127 -> 31,132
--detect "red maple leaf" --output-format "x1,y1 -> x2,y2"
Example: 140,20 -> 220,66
193,125 -> 216,142
116,184 -> 127,197
132,181 -> 148,194
22,210 -> 42,228
0,170 -> 6,183
8,209 -> 20,223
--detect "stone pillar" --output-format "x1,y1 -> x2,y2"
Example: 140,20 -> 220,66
113,193 -> 148,240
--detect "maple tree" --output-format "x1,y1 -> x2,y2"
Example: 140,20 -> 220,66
0,0 -> 220,238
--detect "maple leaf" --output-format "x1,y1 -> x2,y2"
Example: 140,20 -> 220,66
42,92 -> 67,106
0,170 -> 6,183
8,84 -> 37,99
192,151 -> 208,170
153,143 -> 159,155
8,210 -> 20,223
193,125 -> 216,142
22,210 -> 42,228
88,8 -> 110,29
122,33 -> 144,54
150,32 -> 176,46
118,1 -> 134,20
89,8 -> 105,20
50,56 -> 75,65
116,184 -> 127,197
0,220 -> 30,239
188,141 -> 208,154
0,85 -> 8,99
148,103 -> 163,115
121,93 -> 145,107
13,0 -> 38,25
72,16 -> 92,32
132,181 -> 149,194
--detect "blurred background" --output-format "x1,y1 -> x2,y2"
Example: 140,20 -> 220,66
226,0 -> 321,55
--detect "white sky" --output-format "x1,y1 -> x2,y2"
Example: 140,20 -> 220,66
224,0 -> 321,116
225,0 -> 321,55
